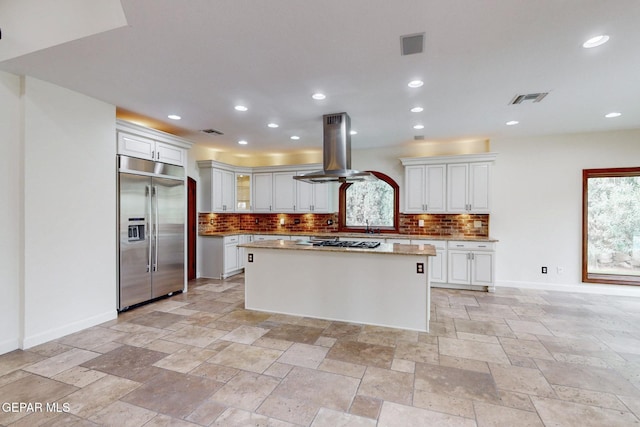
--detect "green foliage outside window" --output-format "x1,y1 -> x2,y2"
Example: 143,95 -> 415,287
587,175 -> 640,277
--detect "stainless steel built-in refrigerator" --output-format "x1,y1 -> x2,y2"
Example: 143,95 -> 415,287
117,155 -> 185,310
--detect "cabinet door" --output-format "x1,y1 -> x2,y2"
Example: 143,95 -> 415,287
211,169 -> 226,212
253,173 -> 273,212
224,243 -> 239,273
404,165 -> 426,212
429,250 -> 447,283
235,173 -> 252,211
311,182 -> 330,212
425,165 -> 446,212
472,252 -> 493,285
221,170 -> 235,211
156,142 -> 185,166
469,162 -> 490,212
447,164 -> 469,213
118,133 -> 154,161
296,175 -> 313,211
273,172 -> 297,212
448,250 -> 471,285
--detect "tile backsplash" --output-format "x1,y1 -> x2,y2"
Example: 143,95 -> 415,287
199,212 -> 489,238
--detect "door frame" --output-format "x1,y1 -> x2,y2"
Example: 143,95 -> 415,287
187,177 -> 197,280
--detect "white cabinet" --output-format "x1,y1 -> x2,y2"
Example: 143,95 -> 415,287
223,236 -> 240,274
404,165 -> 446,213
197,162 -> 235,212
235,173 -> 252,212
253,173 -> 274,212
200,235 -> 245,279
401,153 -> 496,214
273,172 -> 297,212
447,241 -> 495,290
412,239 -> 447,284
117,132 -> 186,166
296,174 -> 332,212
238,235 -> 252,267
447,162 -> 491,213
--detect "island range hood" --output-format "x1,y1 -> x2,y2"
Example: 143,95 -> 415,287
293,113 -> 377,183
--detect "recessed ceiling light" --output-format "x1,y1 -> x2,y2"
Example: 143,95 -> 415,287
290,136 -> 300,140
350,130 -> 358,135
413,124 -> 424,130
605,112 -> 622,118
167,114 -> 181,120
312,93 -> 326,100
506,120 -> 519,126
238,140 -> 248,145
583,34 -> 609,48
408,80 -> 424,88
410,107 -> 424,113
234,105 -> 248,111
267,123 -> 279,128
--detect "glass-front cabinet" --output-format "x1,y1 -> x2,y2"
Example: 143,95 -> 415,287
235,173 -> 251,211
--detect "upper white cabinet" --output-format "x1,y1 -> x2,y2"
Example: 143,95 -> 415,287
251,166 -> 335,213
198,162 -> 253,212
253,172 -> 274,212
296,172 -> 332,212
447,162 -> 491,213
404,164 -> 446,213
235,173 -> 252,212
273,172 -> 297,212
401,153 -> 497,214
116,120 -> 191,166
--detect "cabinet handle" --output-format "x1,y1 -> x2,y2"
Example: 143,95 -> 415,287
478,245 -> 487,248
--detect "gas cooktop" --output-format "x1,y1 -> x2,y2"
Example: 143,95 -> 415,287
312,240 -> 381,249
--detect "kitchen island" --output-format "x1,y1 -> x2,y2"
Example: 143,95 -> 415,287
239,239 -> 436,332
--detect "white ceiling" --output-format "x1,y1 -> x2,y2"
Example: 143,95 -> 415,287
2,0 -> 639,156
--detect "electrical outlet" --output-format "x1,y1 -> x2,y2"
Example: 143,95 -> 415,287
541,266 -> 548,274
418,219 -> 425,227
474,220 -> 482,228
327,219 -> 333,225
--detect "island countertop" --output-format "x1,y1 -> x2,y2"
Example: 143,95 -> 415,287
238,239 -> 436,256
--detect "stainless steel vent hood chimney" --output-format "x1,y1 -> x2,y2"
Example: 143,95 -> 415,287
294,113 -> 377,184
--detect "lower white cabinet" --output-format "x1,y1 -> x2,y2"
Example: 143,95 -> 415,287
411,239 -> 447,284
447,241 -> 495,290
201,235 -> 245,279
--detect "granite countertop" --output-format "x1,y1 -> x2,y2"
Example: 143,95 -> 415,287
238,239 -> 437,256
200,230 -> 498,242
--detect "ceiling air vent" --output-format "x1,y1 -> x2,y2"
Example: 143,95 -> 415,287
400,33 -> 425,56
509,92 -> 548,105
414,135 -> 425,140
201,128 -> 224,135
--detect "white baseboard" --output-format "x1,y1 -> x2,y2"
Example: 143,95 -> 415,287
496,280 -> 640,297
21,310 -> 117,350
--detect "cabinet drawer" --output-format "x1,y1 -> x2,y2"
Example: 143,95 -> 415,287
411,239 -> 446,250
448,241 -> 494,251
224,235 -> 239,244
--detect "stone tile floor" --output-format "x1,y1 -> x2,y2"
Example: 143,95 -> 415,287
1,275 -> 640,426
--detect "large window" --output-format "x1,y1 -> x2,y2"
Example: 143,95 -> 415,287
583,167 -> 640,286
339,171 -> 399,233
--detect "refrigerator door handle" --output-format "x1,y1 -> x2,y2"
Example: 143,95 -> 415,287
146,185 -> 152,273
153,185 -> 159,272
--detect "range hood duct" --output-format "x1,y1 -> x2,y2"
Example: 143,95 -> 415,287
293,113 -> 377,184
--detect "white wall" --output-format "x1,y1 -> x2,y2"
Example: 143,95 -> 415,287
0,72 -> 23,353
0,74 -> 118,352
491,130 -> 640,296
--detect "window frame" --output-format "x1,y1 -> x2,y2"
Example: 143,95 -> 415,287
582,167 -> 640,286
338,171 -> 400,233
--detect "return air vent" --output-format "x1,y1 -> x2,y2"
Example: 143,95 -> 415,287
509,92 -> 548,105
401,33 -> 425,56
201,128 -> 224,135
414,135 -> 425,140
